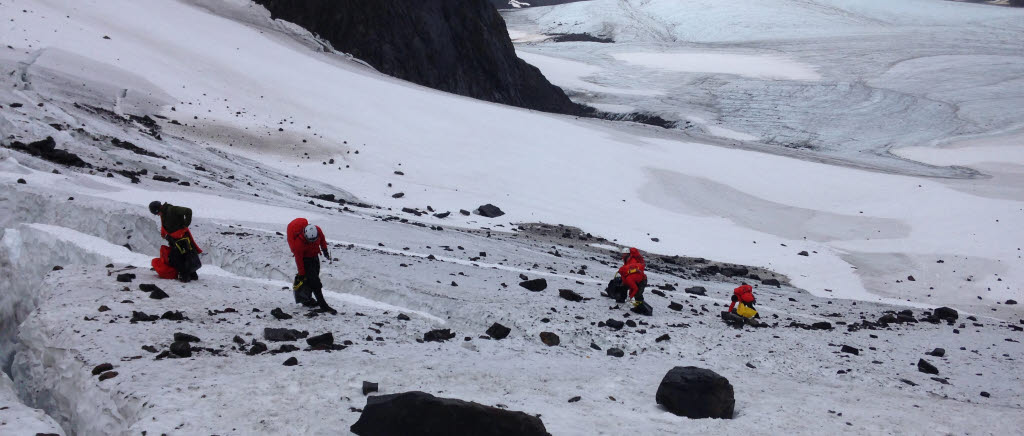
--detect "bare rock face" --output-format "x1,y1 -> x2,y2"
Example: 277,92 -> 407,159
256,0 -> 584,115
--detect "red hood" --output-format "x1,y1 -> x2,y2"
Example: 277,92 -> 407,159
622,247 -> 645,268
734,284 -> 753,296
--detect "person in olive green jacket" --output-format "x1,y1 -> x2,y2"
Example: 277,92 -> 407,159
149,201 -> 202,282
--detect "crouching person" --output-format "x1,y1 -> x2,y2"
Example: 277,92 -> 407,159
149,201 -> 202,282
722,283 -> 761,327
287,218 -> 335,314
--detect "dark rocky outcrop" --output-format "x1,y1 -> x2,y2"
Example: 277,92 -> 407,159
655,366 -> 735,419
256,0 -> 583,114
7,137 -> 90,168
350,391 -> 549,435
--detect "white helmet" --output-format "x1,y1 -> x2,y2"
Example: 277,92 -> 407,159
303,224 -> 319,242
620,247 -> 631,256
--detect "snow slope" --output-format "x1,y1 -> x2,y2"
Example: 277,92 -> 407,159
4,0 -> 1022,307
503,0 -> 1024,172
0,0 -> 1023,434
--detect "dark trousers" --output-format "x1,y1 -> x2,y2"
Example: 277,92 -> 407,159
298,257 -> 329,309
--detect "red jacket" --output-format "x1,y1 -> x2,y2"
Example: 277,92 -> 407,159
729,284 -> 755,312
287,218 -> 327,275
618,247 -> 647,299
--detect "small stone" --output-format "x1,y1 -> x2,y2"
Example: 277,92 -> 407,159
161,311 -> 185,321
928,348 -> 945,358
590,342 -> 601,351
306,332 -> 335,348
607,348 -> 625,357
247,342 -> 268,355
98,371 -> 118,381
283,357 -> 298,366
684,286 -> 707,296
1006,299 -> 1018,305
264,328 -> 308,342
116,273 -> 135,282
917,359 -> 939,375
423,329 -> 456,342
363,381 -> 379,395
173,332 -> 200,343
840,345 -> 859,355
98,305 -> 110,312
798,251 -> 809,256
558,289 -> 584,302
668,302 -> 683,311
271,308 -> 292,320
568,396 -> 581,403
170,341 -> 192,358
148,288 -> 169,300
486,323 -> 511,340
655,334 -> 670,343
91,363 -> 114,375
16,178 -> 26,184
519,278 -> 547,292
539,332 -> 560,346
396,313 -> 411,321
980,391 -> 990,398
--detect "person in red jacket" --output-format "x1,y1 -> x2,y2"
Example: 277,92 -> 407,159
287,218 -> 334,313
729,284 -> 756,313
617,247 -> 647,307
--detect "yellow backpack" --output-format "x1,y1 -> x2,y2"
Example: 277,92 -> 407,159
736,302 -> 757,319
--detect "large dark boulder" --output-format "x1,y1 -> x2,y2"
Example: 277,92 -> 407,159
655,366 -> 735,419
256,0 -> 583,115
933,307 -> 958,323
477,204 -> 505,218
350,391 -> 550,435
